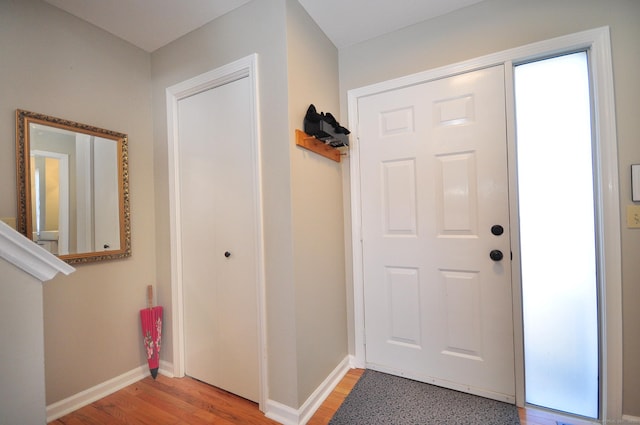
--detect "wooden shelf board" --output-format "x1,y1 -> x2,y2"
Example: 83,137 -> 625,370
295,129 -> 341,163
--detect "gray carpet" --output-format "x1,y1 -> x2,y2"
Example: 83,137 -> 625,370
329,370 -> 520,424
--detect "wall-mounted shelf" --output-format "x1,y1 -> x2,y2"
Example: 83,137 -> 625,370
295,129 -> 341,163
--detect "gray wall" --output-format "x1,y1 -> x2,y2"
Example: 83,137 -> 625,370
0,0 -> 155,404
0,260 -> 47,424
338,0 -> 640,416
1,0 -> 348,413
286,0 -> 348,404
150,0 -> 297,405
151,0 -> 347,409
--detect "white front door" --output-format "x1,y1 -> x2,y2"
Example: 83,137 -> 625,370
178,76 -> 259,402
358,65 -> 515,402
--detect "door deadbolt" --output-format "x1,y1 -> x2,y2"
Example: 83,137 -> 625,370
491,225 -> 504,236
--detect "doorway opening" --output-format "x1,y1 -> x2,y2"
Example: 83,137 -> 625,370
514,51 -> 599,419
30,150 -> 69,255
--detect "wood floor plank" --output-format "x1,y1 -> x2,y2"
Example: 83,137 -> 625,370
135,377 -> 269,425
55,405 -> 122,425
519,407 -> 596,425
122,380 -> 199,417
91,392 -> 155,425
131,380 -> 236,425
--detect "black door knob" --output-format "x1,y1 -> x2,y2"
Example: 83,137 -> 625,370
491,225 -> 504,236
490,250 -> 503,261
224,251 -> 231,258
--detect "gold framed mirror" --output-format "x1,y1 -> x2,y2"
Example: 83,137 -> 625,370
15,109 -> 130,264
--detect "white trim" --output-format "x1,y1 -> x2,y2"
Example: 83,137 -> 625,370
588,27 -> 623,422
264,399 -> 300,425
346,95 -> 365,369
159,359 -> 175,378
165,53 -> 268,411
45,365 -> 148,422
298,356 -> 351,424
265,356 -> 352,425
347,27 -> 621,420
44,357 -> 353,425
504,60 -> 526,407
0,220 -> 74,281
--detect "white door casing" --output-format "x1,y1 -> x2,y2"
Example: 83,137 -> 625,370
359,65 -> 515,402
348,27 -> 622,419
166,54 -> 267,409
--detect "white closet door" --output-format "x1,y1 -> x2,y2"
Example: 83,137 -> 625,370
178,77 -> 259,402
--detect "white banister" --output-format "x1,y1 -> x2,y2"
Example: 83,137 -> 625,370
0,220 -> 74,282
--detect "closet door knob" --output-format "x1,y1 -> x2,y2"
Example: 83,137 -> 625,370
224,251 -> 231,258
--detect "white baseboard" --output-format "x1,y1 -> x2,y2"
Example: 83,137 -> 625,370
265,399 -> 300,425
43,357 -> 637,425
46,364 -> 151,422
46,360 -> 177,422
265,355 -> 352,425
298,356 -> 352,424
159,359 -> 175,378
46,357 -> 354,425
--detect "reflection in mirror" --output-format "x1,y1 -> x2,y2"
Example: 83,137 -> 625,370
16,110 -> 130,264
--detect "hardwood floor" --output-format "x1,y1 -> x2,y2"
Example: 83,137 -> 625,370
49,374 -> 279,425
50,368 -> 594,425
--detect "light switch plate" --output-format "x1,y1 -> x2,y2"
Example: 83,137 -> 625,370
633,164 -> 640,201
626,205 -> 640,228
0,217 -> 16,229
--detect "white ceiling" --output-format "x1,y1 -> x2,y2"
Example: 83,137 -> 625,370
43,0 -> 484,52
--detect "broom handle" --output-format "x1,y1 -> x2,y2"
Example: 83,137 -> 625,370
147,285 -> 153,309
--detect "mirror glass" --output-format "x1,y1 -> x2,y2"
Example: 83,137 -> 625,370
16,110 -> 130,264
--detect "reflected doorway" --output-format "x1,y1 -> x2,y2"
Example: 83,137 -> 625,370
30,150 -> 69,255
